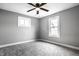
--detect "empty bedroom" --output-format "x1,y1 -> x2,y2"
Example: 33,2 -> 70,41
0,3 -> 79,56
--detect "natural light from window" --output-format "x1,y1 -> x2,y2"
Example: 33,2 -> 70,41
49,16 -> 60,38
18,16 -> 31,27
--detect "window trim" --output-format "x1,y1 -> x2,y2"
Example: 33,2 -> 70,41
18,16 -> 31,28
48,16 -> 60,38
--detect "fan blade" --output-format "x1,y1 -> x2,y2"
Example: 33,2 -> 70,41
37,11 -> 39,14
40,8 -> 49,12
40,3 -> 47,7
27,8 -> 36,12
28,3 -> 36,7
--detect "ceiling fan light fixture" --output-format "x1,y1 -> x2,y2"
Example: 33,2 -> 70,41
27,3 -> 49,14
36,8 -> 40,11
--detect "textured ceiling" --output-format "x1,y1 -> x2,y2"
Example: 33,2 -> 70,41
0,3 -> 79,18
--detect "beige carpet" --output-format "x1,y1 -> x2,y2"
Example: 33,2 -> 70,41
0,41 -> 79,56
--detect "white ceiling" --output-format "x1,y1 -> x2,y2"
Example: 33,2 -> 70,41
0,3 -> 79,18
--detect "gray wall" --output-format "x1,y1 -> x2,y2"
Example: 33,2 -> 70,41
0,5 -> 79,47
40,5 -> 79,47
0,9 -> 39,45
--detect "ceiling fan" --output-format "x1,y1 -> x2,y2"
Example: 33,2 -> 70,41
27,3 -> 49,14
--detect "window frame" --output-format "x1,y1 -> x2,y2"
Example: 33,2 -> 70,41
49,16 -> 60,38
18,16 -> 31,28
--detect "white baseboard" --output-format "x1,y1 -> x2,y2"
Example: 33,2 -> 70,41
39,39 -> 79,50
1,39 -> 79,50
0,40 -> 34,48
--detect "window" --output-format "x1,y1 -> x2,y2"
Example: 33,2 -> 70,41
49,16 -> 60,38
18,16 -> 31,27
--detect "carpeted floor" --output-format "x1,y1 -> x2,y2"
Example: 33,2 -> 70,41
0,41 -> 79,56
